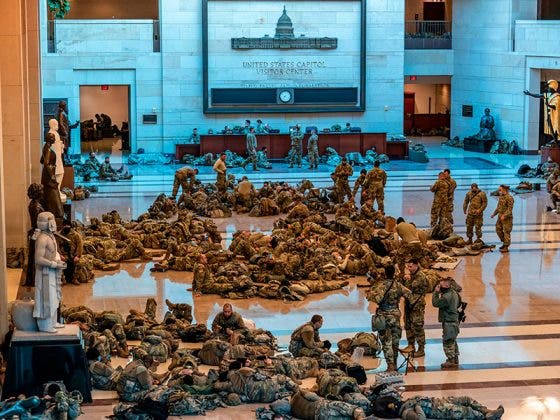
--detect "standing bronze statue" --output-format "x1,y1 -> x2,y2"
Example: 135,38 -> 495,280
524,79 -> 560,141
56,100 -> 79,150
40,133 -> 64,218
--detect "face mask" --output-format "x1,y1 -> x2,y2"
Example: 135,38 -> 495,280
440,286 -> 449,292
48,219 -> 57,232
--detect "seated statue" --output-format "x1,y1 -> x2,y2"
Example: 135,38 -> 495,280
472,108 -> 496,141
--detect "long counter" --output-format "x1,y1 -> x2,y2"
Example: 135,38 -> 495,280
176,132 -> 409,160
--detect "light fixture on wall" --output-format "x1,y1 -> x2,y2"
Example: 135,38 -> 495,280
152,107 -> 158,113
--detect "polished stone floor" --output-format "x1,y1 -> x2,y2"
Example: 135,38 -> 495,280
18,138 -> 560,419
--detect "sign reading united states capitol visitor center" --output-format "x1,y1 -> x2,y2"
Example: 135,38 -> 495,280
203,0 -> 366,113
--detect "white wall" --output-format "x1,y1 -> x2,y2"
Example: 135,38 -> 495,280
80,85 -> 129,124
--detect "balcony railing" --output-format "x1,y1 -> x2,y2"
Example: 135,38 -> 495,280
47,19 -> 160,54
405,20 -> 452,49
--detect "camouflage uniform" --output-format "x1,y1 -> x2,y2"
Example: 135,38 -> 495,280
242,132 -> 258,170
60,227 -> 84,285
364,167 -> 387,212
430,177 -> 450,228
444,175 -> 457,224
368,278 -> 411,369
289,129 -> 304,167
403,268 -> 429,351
432,286 -> 460,365
463,188 -> 487,242
333,161 -> 354,203
400,396 -> 499,419
116,359 -> 153,402
89,360 -> 120,390
213,158 -> 227,193
289,322 -> 325,358
352,171 -> 367,204
291,390 -> 366,420
171,166 -> 197,198
307,132 -> 319,169
395,221 -> 423,275
211,310 -> 246,340
492,191 -> 514,247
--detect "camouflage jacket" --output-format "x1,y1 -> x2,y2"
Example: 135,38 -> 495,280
463,189 -> 487,215
445,176 -> 457,201
211,311 -> 245,334
352,173 -> 366,196
430,179 -> 449,201
290,130 -> 304,147
290,322 -> 323,350
492,192 -> 514,218
368,278 -> 411,312
307,133 -> 319,149
334,162 -> 353,180
402,269 -> 428,308
364,167 -> 387,187
246,133 -> 257,153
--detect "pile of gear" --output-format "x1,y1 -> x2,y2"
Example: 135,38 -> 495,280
489,139 -> 521,154
60,185 -> 98,201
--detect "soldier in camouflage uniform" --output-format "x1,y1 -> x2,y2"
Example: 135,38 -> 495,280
432,278 -> 461,369
402,259 -> 429,357
368,265 -> 411,371
289,124 -> 304,168
430,172 -> 449,228
171,166 -> 199,199
211,303 -> 246,343
87,347 -> 121,390
213,153 -> 227,194
395,217 -> 423,276
59,220 -> 83,285
307,128 -> 319,169
333,157 -> 354,203
463,183 -> 488,244
116,348 -> 155,402
241,127 -> 258,171
291,389 -> 366,420
289,314 -> 330,358
443,169 -> 457,224
352,169 -> 367,204
364,160 -> 387,213
99,156 -> 132,181
400,395 -> 504,420
491,184 -> 514,252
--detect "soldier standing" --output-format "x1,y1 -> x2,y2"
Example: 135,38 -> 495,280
307,128 -> 319,169
364,160 -> 387,213
171,166 -> 199,199
402,259 -> 428,357
443,169 -> 457,224
491,184 -> 514,252
187,128 -> 200,144
352,169 -> 367,204
241,127 -> 258,170
333,157 -> 354,203
289,124 -> 304,168
432,278 -> 460,369
463,183 -> 487,244
289,314 -> 330,358
430,172 -> 449,228
368,265 -> 411,372
395,217 -> 423,275
60,219 -> 83,285
213,153 -> 227,193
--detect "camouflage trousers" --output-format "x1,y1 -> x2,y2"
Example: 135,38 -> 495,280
289,340 -> 323,358
216,172 -> 226,193
172,176 -> 192,198
369,183 -> 385,212
289,146 -> 302,167
431,199 -> 448,228
396,242 -> 423,275
465,214 -> 483,240
444,202 -> 455,225
442,321 -> 460,361
308,147 -> 319,169
378,310 -> 402,365
243,153 -> 257,170
335,180 -> 352,203
404,303 -> 426,347
402,396 -> 488,420
495,216 -> 513,246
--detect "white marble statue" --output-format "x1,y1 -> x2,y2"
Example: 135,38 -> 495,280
33,211 -> 66,333
48,118 -> 66,202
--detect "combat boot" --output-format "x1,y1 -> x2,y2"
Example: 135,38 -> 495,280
465,237 -> 472,245
414,346 -> 425,357
485,405 -> 504,420
453,355 -> 459,365
440,359 -> 458,369
499,246 -> 509,253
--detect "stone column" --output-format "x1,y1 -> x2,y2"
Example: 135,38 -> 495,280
0,74 -> 8,341
0,0 -> 42,249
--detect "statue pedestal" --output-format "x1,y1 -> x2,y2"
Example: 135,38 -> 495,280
1,324 -> 92,402
463,138 -> 495,153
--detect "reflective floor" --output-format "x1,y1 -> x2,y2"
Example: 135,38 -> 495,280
21,138 -> 560,419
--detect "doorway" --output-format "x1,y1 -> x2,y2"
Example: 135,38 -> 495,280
79,85 -> 130,154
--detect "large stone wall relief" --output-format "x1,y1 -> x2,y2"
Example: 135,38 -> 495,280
203,0 -> 366,113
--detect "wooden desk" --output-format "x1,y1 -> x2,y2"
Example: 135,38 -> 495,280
177,132 -> 396,159
541,145 -> 560,164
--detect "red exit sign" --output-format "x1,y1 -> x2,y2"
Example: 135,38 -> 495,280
101,85 -> 109,90
409,76 -> 417,81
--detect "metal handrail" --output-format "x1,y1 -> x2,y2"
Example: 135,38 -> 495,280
405,20 -> 452,38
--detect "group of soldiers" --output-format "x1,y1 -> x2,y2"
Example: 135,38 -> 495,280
64,296 -> 504,419
79,152 -> 133,182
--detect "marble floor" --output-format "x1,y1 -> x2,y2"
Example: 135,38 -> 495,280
16,138 -> 560,419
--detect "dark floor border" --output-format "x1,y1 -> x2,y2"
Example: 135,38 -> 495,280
403,376 -> 560,392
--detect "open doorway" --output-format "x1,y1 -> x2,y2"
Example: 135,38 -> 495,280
79,85 -> 130,155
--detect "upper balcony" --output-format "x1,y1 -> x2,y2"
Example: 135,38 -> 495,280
405,20 -> 452,50
47,19 -> 160,54
514,20 -> 560,55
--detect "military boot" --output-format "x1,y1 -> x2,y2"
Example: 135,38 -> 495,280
485,405 -> 504,420
454,355 -> 459,365
499,246 -> 509,253
414,345 -> 425,357
440,359 -> 458,369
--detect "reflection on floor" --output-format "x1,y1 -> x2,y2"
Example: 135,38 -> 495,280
21,138 -> 560,419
